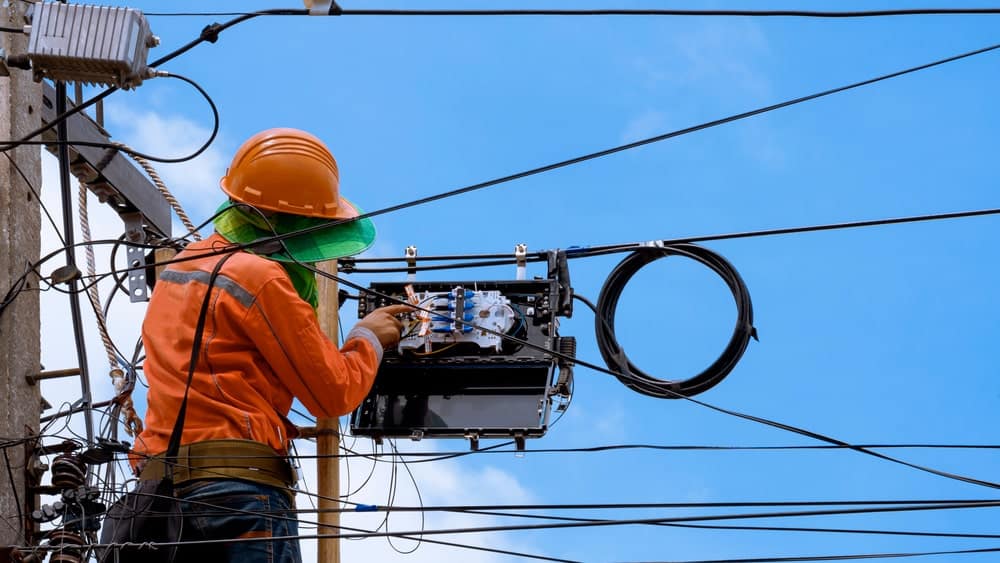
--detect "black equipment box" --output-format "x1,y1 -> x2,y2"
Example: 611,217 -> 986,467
350,278 -> 572,446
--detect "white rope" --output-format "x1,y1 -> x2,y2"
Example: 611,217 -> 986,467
112,141 -> 202,241
78,181 -> 119,372
78,182 -> 143,436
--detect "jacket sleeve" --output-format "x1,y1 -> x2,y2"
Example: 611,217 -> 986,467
244,275 -> 382,418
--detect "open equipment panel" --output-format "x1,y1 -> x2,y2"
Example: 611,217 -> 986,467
350,255 -> 574,450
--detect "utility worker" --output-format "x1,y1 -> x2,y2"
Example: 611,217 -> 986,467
130,128 -> 407,562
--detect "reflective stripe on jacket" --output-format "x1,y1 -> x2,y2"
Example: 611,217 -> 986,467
133,233 -> 381,463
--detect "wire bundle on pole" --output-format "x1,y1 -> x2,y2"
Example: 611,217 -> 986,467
595,243 -> 757,398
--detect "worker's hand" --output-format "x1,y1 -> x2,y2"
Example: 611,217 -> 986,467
355,304 -> 412,349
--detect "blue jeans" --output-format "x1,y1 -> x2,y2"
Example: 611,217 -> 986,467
173,479 -> 301,563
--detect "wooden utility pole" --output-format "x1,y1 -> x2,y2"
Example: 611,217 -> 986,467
0,1 -> 41,551
315,260 -> 341,563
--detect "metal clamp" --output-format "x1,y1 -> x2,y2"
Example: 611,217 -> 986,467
466,432 -> 480,451
406,245 -> 418,281
515,243 -> 527,280
305,0 -> 341,15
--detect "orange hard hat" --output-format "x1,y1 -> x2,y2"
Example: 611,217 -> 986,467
220,128 -> 358,220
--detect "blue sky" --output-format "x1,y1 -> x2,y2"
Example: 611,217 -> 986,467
36,1 -> 1000,561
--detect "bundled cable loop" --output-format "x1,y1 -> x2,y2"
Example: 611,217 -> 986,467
595,243 -> 757,398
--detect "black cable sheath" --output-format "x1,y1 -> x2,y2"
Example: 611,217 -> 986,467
55,80 -> 95,445
148,8 -> 1000,18
594,244 -> 756,398
15,73 -> 219,163
61,499 -> 1000,547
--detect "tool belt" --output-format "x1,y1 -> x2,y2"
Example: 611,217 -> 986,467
139,439 -> 296,491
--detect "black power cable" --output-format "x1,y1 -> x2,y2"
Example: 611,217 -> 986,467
145,8 -> 1000,18
16,72 -> 218,163
234,41 -> 1000,248
593,244 -> 757,398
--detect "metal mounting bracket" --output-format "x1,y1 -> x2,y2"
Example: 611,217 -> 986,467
406,245 -> 418,281
515,243 -> 527,280
122,212 -> 149,302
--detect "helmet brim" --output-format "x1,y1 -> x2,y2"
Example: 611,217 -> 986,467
214,199 -> 376,263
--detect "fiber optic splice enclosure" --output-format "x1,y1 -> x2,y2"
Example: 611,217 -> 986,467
350,279 -> 572,442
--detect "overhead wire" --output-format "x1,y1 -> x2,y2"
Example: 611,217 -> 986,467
17,72 -> 219,163
384,440 -> 425,555
88,465 -> 577,562
316,264 -> 1000,492
655,521 -> 1000,541
41,499 -> 1000,548
17,9 -> 1000,558
312,442 -> 1000,461
219,40 -> 1000,250
2,151 -> 65,245
40,450 -> 1000,551
2,448 -> 24,543
10,28 -> 1000,307
207,203 -> 1000,492
143,8 -> 1000,18
301,498 -> 1000,514
663,546 -> 1000,563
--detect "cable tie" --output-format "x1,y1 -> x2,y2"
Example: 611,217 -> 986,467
354,504 -> 378,512
640,240 -> 666,248
200,23 -> 223,43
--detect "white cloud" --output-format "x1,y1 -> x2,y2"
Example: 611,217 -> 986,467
103,100 -> 230,227
623,20 -> 778,166
620,110 -> 668,144
559,400 -> 628,444
631,20 -> 772,98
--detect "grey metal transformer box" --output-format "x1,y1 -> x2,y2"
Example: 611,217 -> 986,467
26,2 -> 157,89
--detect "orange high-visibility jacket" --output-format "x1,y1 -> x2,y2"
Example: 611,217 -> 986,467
132,233 -> 382,462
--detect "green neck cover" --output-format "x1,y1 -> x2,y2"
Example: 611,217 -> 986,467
213,204 -> 319,312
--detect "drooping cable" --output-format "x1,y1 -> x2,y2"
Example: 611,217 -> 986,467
18,72 -> 219,163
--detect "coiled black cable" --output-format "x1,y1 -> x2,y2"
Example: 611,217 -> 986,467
595,243 -> 757,398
